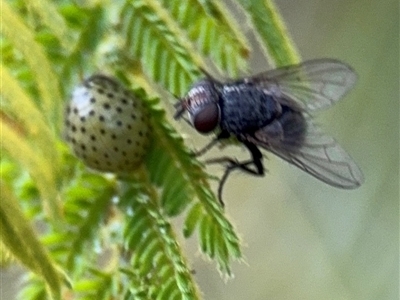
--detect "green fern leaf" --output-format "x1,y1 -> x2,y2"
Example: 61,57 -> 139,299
237,0 -> 300,66
63,173 -> 116,272
61,5 -> 109,92
1,120 -> 60,218
120,1 -> 202,95
160,0 -> 250,75
0,182 -> 63,299
142,98 -> 195,216
23,0 -> 75,50
74,269 -> 115,300
183,202 -> 203,237
0,64 -> 57,162
18,276 -> 47,300
120,185 -> 201,300
1,1 -> 63,126
0,240 -> 16,267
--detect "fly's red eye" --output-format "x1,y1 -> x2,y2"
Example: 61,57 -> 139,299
193,102 -> 220,133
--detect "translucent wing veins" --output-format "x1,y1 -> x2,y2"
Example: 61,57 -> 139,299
249,120 -> 364,189
245,58 -> 358,112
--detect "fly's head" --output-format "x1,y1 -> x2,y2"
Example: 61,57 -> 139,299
174,79 -> 221,134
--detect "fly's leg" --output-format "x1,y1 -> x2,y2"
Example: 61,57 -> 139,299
205,157 -> 261,206
205,141 -> 264,206
194,131 -> 230,157
194,138 -> 219,157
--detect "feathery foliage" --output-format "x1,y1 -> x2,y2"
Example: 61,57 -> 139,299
0,0 -> 299,299
237,0 -> 300,66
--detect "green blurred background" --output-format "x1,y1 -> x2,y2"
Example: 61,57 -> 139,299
1,0 -> 398,299
180,0 -> 399,299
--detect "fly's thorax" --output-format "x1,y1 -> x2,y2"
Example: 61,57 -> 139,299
219,84 -> 282,135
183,79 -> 221,134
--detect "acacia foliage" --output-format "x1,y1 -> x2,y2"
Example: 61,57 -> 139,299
0,0 -> 298,299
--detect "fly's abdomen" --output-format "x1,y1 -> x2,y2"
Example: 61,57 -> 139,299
276,106 -> 307,148
220,85 -> 280,135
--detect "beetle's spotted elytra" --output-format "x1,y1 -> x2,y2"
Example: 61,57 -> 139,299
65,75 -> 151,173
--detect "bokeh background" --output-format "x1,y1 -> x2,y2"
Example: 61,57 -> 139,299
180,0 -> 399,299
1,0 -> 398,299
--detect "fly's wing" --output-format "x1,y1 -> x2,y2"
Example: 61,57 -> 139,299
247,118 -> 364,189
241,59 -> 357,112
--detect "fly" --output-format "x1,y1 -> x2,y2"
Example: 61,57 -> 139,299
174,59 -> 364,205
